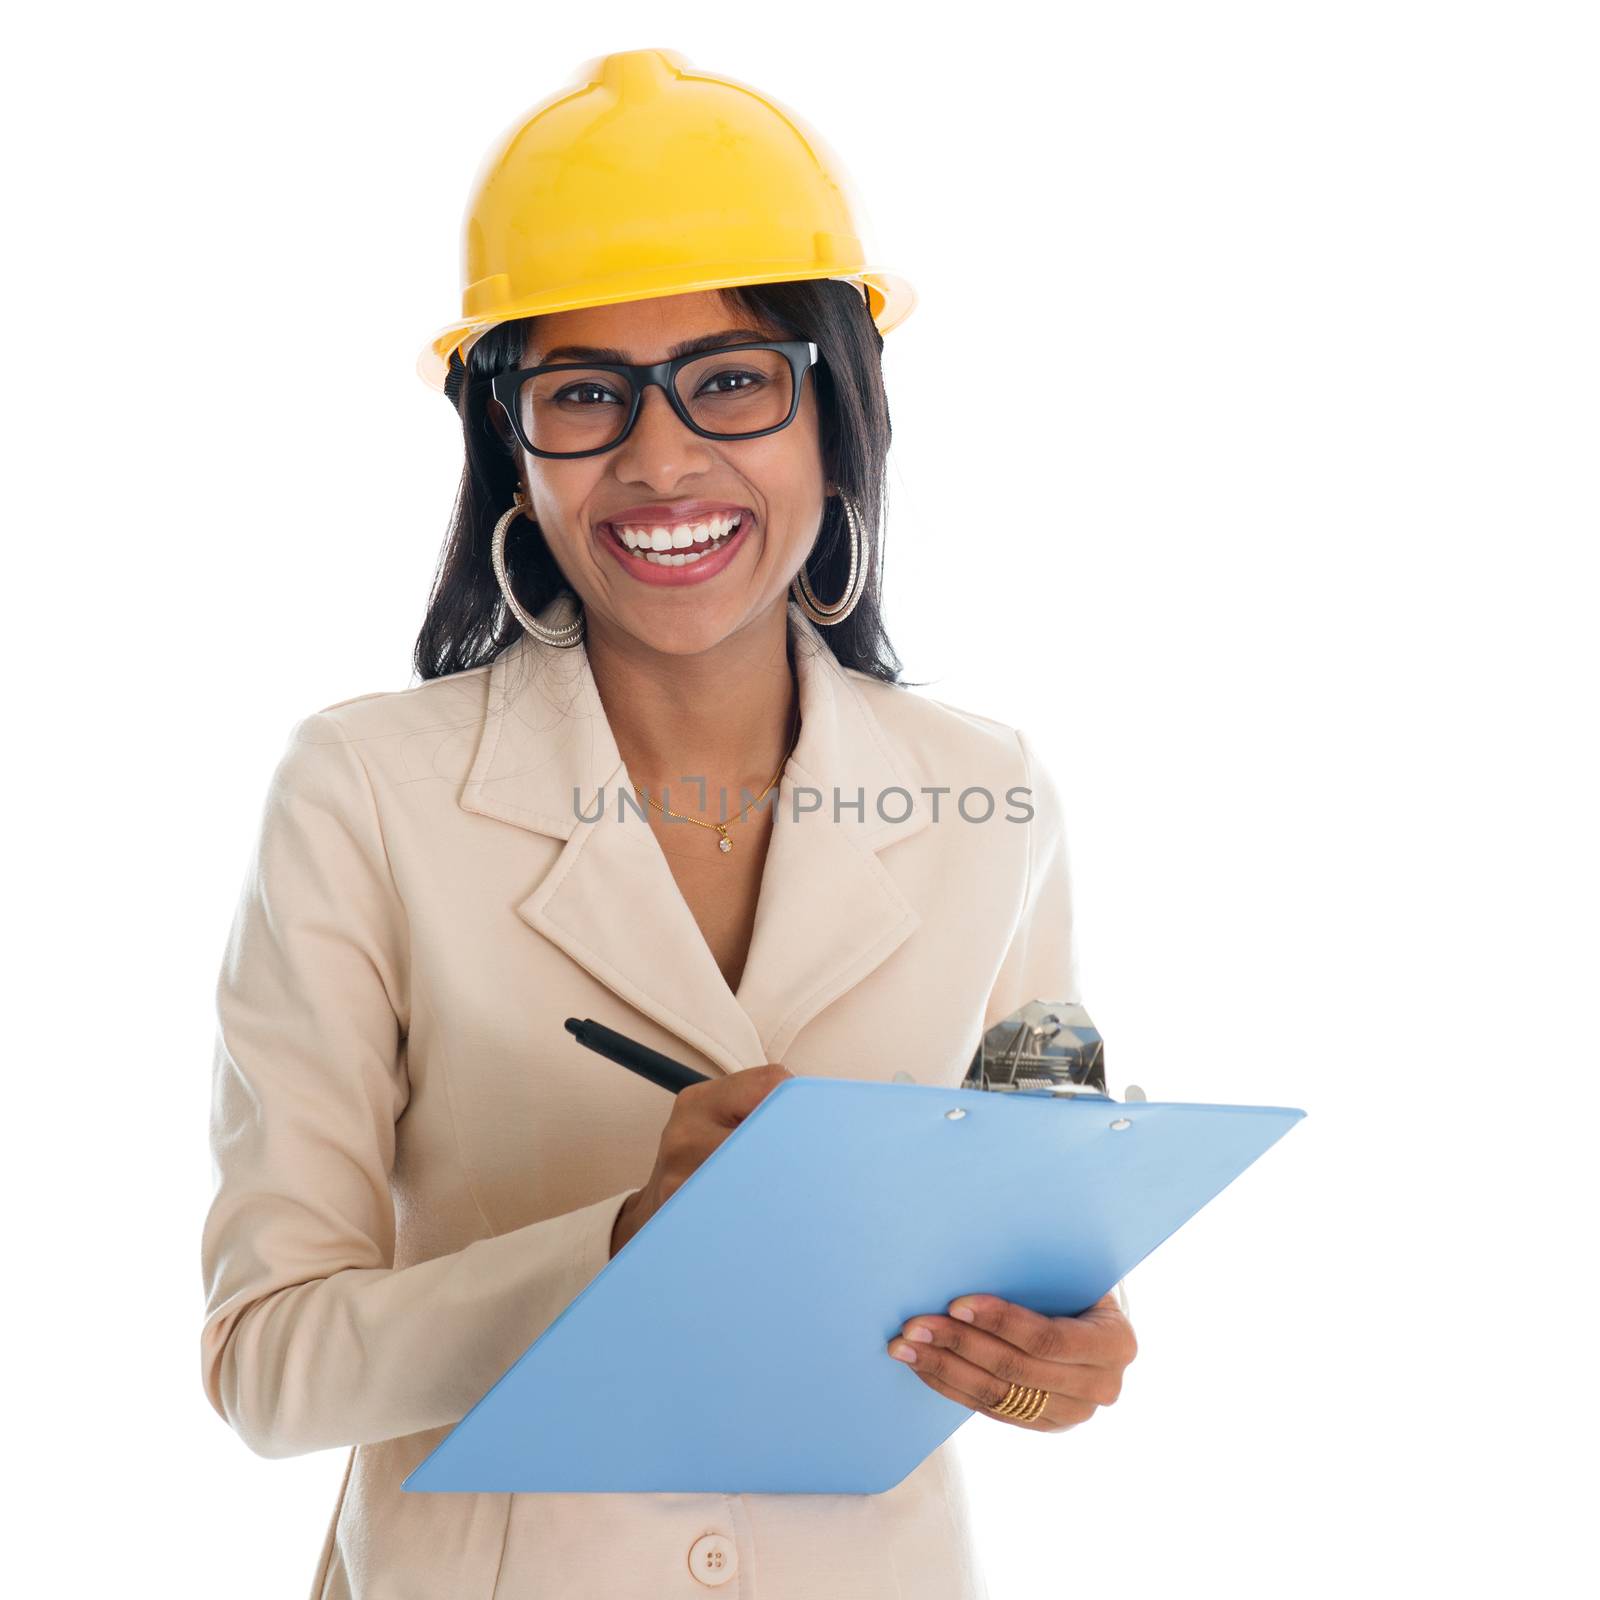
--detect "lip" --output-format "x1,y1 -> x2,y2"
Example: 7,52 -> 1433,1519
597,508 -> 754,588
601,500 -> 753,527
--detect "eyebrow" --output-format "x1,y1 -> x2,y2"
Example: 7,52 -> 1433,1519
533,328 -> 778,365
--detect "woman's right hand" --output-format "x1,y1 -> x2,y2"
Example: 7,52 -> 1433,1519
610,1063 -> 794,1257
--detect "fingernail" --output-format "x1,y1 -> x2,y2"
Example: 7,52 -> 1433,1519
949,1302 -> 976,1322
905,1325 -> 934,1343
890,1341 -> 918,1363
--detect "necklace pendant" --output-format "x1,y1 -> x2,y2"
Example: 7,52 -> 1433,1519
718,835 -> 733,854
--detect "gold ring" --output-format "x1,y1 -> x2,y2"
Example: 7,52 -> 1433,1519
990,1382 -> 1050,1422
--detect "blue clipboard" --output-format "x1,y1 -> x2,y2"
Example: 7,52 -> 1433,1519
404,1076 -> 1304,1495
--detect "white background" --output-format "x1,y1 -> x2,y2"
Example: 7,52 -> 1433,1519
5,3 -> 1594,1595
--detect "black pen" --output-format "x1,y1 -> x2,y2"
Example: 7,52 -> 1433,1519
563,1016 -> 711,1094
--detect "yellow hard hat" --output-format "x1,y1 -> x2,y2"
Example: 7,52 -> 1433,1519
417,47 -> 917,391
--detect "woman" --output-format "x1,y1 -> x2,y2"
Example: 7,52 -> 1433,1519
200,48 -> 1136,1600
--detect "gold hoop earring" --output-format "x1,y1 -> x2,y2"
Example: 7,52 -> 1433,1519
791,491 -> 869,625
492,491 -> 584,649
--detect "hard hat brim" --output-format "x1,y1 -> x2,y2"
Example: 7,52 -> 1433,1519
416,267 -> 916,393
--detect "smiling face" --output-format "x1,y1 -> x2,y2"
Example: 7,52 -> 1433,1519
506,290 -> 831,659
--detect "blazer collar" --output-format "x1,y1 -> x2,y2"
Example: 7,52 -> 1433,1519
460,597 -> 933,1073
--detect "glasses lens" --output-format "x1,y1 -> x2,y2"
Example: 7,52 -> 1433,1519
515,348 -> 795,454
518,368 -> 634,455
673,347 -> 795,437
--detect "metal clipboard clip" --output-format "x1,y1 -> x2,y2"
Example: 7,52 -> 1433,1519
962,998 -> 1151,1100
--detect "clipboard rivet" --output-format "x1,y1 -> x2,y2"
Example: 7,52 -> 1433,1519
1110,1117 -> 1132,1131
944,1108 -> 967,1120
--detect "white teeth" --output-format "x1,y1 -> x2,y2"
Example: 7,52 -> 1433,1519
614,511 -> 742,551
611,512 -> 745,565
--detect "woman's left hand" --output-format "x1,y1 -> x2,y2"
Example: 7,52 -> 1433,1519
886,1290 -> 1137,1431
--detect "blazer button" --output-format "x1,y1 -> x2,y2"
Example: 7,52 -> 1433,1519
686,1533 -> 739,1587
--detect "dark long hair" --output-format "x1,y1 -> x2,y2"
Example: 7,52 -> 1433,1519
412,280 -> 913,686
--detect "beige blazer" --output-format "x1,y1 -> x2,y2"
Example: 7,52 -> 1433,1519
200,598 -> 1098,1600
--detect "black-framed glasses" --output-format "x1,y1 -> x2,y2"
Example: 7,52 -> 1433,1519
490,339 -> 821,459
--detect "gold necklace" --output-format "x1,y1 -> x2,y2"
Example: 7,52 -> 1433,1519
634,703 -> 800,856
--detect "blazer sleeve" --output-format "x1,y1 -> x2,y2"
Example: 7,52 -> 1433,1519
986,727 -> 1084,1024
199,712 -> 641,1460
987,727 -> 1132,1319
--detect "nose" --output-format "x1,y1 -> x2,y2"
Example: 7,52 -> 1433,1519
612,378 -> 716,471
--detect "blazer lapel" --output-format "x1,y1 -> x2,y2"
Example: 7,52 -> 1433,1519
459,595 -> 933,1074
